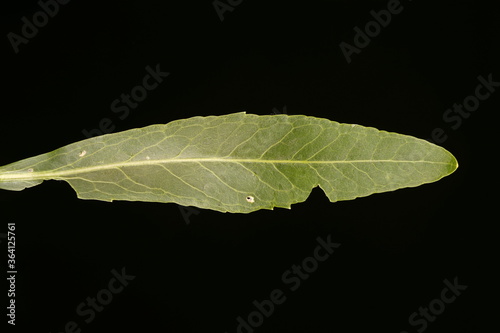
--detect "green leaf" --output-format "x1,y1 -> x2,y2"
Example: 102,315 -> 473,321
0,112 -> 457,213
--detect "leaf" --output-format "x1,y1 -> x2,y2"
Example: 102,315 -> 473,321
0,112 -> 457,213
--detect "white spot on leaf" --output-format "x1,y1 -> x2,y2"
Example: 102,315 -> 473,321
27,168 -> 34,173
79,150 -> 87,157
246,196 -> 255,203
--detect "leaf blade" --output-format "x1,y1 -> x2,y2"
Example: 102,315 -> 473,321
0,112 -> 458,212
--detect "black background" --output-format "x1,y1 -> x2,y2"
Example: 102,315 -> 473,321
1,0 -> 497,332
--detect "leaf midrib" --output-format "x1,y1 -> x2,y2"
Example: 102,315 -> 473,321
0,157 -> 454,182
